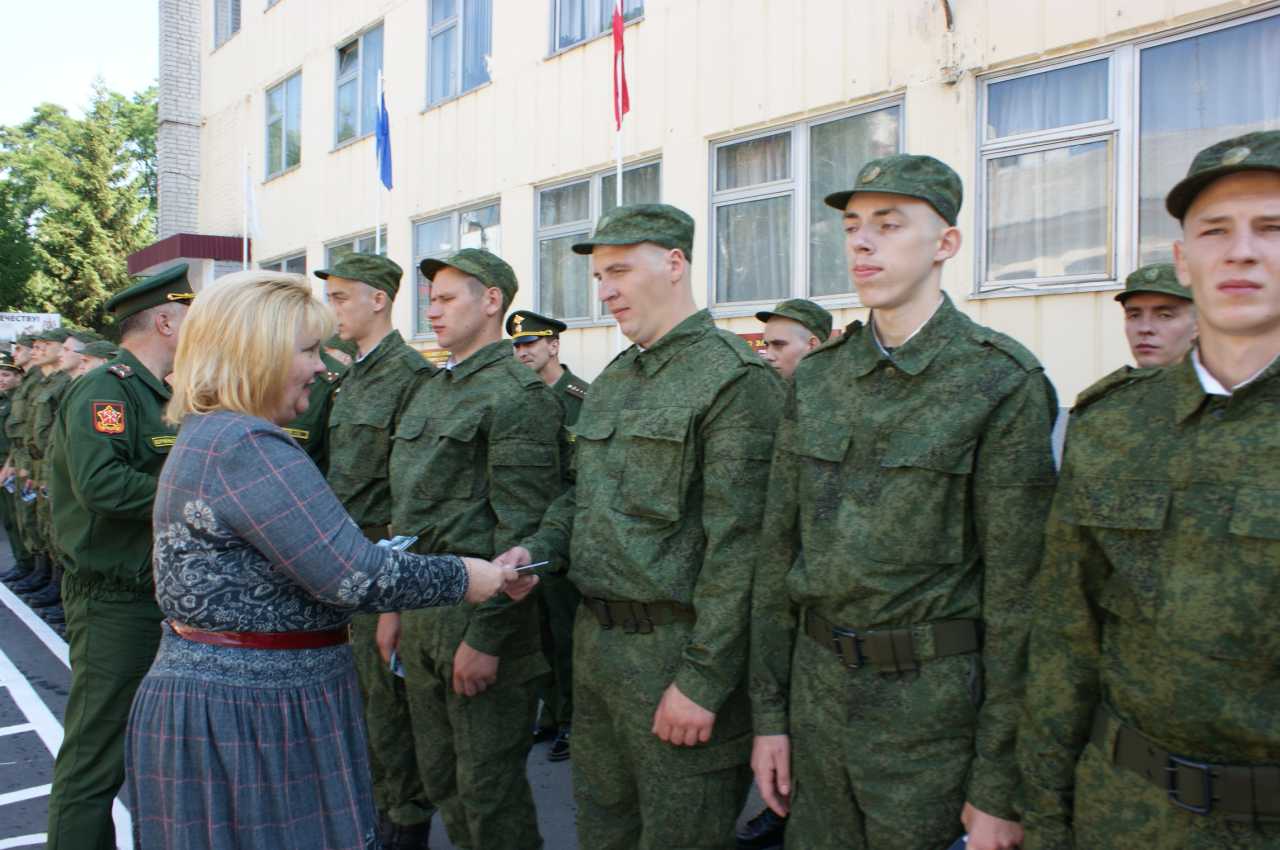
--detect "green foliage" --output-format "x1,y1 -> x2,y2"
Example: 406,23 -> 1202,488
0,81 -> 157,330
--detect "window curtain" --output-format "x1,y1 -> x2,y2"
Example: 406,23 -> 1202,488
462,0 -> 492,92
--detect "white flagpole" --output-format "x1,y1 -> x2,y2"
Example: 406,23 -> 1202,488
242,149 -> 249,270
374,71 -> 384,255
612,0 -> 624,354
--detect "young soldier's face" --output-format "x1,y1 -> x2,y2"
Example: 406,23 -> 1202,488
760,317 -> 816,380
1175,171 -> 1280,338
58,339 -> 85,373
324,277 -> 382,343
843,193 -> 957,310
1122,294 -> 1197,368
513,337 -> 556,373
74,356 -> 107,377
426,267 -> 499,353
12,346 -> 29,368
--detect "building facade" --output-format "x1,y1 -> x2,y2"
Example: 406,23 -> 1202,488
169,0 -> 1280,401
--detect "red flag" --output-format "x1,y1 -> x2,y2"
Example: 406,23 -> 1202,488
612,1 -> 630,131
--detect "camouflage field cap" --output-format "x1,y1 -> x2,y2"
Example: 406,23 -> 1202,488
105,263 -> 195,321
68,329 -> 104,345
824,154 -> 963,226
419,248 -> 519,310
0,352 -> 19,373
755,298 -> 833,341
79,340 -> 119,359
314,253 -> 403,299
1115,263 -> 1192,304
38,328 -> 73,343
13,335 -> 33,348
506,310 -> 567,344
1166,130 -> 1280,220
571,203 -> 695,260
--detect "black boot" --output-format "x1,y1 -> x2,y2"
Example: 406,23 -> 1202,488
736,807 -> 787,849
0,558 -> 34,583
27,560 -> 61,607
12,554 -> 48,594
41,604 -> 64,625
548,722 -> 571,762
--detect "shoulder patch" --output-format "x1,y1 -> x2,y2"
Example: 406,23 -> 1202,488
973,327 -> 1043,373
1072,366 -> 1160,414
107,364 -> 133,379
92,401 -> 126,434
564,381 -> 588,400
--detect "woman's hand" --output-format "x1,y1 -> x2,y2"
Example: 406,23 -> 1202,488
461,556 -> 537,604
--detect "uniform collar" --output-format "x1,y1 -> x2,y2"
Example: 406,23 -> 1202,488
625,310 -> 714,378
1175,346 -> 1280,422
351,330 -> 403,377
445,338 -> 511,382
117,348 -> 171,400
552,363 -> 577,393
849,293 -> 963,377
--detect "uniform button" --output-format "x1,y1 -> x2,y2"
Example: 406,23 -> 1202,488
885,366 -> 897,377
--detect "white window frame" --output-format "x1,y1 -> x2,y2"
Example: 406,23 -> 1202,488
324,229 -> 388,267
707,99 -> 905,317
426,0 -> 492,107
261,252 -> 307,275
333,24 -> 384,147
533,158 -> 662,326
213,0 -> 241,49
548,0 -> 642,56
265,71 -> 302,179
411,199 -> 502,340
972,4 -> 1280,299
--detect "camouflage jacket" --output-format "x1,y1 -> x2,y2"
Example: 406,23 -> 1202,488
389,339 -> 567,662
28,369 -> 71,469
751,295 -> 1059,819
326,330 -> 432,530
524,309 -> 786,713
1018,353 -> 1280,850
5,371 -> 40,467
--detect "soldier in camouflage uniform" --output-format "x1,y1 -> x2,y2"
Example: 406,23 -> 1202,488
755,298 -> 832,381
1117,263 -> 1197,369
380,250 -> 562,850
1019,130 -> 1280,850
0,351 -> 30,582
2,335 -> 40,585
500,205 -> 785,850
506,308 -> 589,762
751,155 -> 1059,850
69,340 -> 119,378
315,254 -> 436,850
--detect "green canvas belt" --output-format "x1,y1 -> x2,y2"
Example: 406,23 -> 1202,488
1091,706 -> 1280,820
581,597 -> 695,634
803,609 -> 981,673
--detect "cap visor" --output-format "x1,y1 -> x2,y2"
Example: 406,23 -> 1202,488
418,259 -> 450,280
755,311 -> 780,323
1166,163 -> 1280,219
823,190 -> 854,211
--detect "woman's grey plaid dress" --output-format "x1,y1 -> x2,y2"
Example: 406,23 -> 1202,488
126,411 -> 468,850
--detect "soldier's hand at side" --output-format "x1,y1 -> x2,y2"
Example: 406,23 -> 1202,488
375,612 -> 401,665
962,802 -> 1023,850
452,640 -> 499,697
751,734 -> 792,817
651,683 -> 715,747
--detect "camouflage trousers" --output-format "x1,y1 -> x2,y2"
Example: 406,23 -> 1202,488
1068,741 -> 1280,849
14,474 -> 42,555
0,487 -> 30,569
785,630 -> 975,850
536,572 -> 580,726
400,609 -> 544,850
349,613 -> 435,828
572,608 -> 752,850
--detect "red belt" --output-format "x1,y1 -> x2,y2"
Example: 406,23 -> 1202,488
169,620 -> 349,650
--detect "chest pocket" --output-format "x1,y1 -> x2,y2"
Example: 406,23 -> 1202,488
407,414 -> 485,501
1069,481 -> 1169,621
1198,486 -> 1280,662
784,419 -> 852,523
868,431 -> 976,565
328,405 -> 395,478
617,407 -> 695,522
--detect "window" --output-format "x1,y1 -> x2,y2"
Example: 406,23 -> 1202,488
976,9 -> 1280,294
326,229 -> 388,266
428,0 -> 493,105
262,253 -> 307,275
535,160 -> 660,323
551,0 -> 641,53
335,24 -> 385,145
265,73 -> 302,178
710,103 -> 902,307
412,202 -> 501,337
214,0 -> 241,48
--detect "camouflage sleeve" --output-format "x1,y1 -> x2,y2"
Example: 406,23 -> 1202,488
1018,453 -> 1105,850
967,370 -> 1059,820
463,385 -> 567,656
674,366 -> 783,713
61,381 -> 158,520
749,391 -> 802,735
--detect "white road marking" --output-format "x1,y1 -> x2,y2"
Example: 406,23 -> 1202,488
0,724 -> 34,737
0,834 -> 48,849
0,785 -> 50,806
0,592 -> 134,848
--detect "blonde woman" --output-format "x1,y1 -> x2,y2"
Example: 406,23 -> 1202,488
124,272 -> 534,850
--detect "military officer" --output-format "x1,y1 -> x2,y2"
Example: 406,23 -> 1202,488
497,204 -> 786,849
1118,263 -> 1197,369
379,249 -> 562,850
45,263 -> 192,850
1019,131 -> 1280,850
506,308 -> 589,761
284,345 -> 347,473
751,155 -> 1059,850
69,340 -> 119,378
0,352 -> 31,583
316,253 -> 436,850
755,298 -> 833,380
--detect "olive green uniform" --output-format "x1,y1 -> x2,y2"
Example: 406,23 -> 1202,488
284,350 -> 346,474
752,296 -> 1058,850
388,339 -> 566,850
523,310 -> 785,850
7,369 -> 42,554
0,386 -> 30,571
537,364 -> 589,729
45,351 -> 175,850
1019,355 -> 1280,849
29,369 -> 70,555
326,329 -> 435,830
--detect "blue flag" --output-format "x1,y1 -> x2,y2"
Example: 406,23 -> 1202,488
376,91 -> 393,190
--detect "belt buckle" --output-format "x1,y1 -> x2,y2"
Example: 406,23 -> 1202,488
1166,754 -> 1214,815
592,598 -> 614,630
622,603 -> 654,635
830,626 -> 865,670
